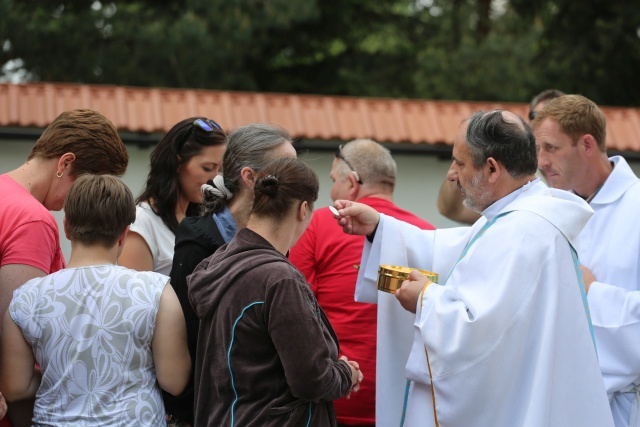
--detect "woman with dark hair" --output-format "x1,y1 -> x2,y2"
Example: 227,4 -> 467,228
118,117 -> 226,274
188,157 -> 363,426
165,123 -> 296,424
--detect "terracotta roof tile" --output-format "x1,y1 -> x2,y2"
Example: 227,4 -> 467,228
1,82 -> 639,153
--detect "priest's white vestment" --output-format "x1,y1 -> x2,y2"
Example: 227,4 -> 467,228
355,180 -> 614,427
581,156 -> 640,427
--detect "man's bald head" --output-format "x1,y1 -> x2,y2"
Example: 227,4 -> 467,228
502,110 -> 527,130
337,138 -> 397,191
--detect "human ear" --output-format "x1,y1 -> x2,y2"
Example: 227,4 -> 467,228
297,201 -> 308,221
240,167 -> 256,189
486,157 -> 501,183
347,172 -> 360,200
63,217 -> 71,240
581,134 -> 597,156
57,152 -> 76,175
118,226 -> 130,247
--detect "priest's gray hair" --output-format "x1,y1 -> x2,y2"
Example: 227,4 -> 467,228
465,110 -> 537,179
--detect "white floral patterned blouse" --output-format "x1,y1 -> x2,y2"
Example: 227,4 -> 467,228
10,265 -> 169,426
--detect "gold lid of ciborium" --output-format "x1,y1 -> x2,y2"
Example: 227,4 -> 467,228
376,264 -> 439,294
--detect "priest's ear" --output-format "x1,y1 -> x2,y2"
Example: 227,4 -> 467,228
486,157 -> 502,183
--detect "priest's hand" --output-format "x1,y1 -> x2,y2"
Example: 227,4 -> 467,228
396,270 -> 433,314
332,200 -> 380,237
580,264 -> 595,293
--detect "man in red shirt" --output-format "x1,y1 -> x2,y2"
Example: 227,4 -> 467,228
290,139 -> 434,426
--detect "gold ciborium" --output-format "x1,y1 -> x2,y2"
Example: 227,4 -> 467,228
376,264 -> 439,294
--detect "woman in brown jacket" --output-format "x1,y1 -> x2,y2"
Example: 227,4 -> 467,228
188,157 -> 362,426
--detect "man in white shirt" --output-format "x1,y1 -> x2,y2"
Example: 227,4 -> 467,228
333,110 -> 613,427
533,94 -> 640,427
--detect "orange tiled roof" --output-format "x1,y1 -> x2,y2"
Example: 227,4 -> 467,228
1,82 -> 640,152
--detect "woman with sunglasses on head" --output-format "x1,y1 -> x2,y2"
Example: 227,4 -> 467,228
164,123 -> 297,425
118,117 -> 226,275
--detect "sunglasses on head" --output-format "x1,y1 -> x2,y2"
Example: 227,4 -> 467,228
528,110 -> 538,122
193,118 -> 222,132
335,144 -> 363,184
178,118 -> 223,150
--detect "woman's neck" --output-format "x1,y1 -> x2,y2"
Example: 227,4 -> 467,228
228,192 -> 252,229
174,193 -> 190,224
246,215 -> 298,256
8,157 -> 56,204
66,243 -> 120,268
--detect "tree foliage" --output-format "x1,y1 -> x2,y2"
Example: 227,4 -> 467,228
1,0 -> 639,105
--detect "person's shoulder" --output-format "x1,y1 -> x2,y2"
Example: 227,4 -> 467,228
111,265 -> 168,284
132,268 -> 169,284
0,180 -> 54,224
621,177 -> 640,197
615,183 -> 640,211
134,202 -> 157,219
239,239 -> 295,272
608,156 -> 640,194
14,274 -> 48,293
130,202 -> 155,227
175,214 -> 223,248
0,173 -> 23,192
176,215 -> 208,238
268,263 -> 309,288
130,202 -> 168,241
10,272 -> 56,308
498,209 -> 561,240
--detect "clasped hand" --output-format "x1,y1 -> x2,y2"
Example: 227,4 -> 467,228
339,356 -> 363,399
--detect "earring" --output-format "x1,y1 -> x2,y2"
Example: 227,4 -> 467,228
56,171 -> 64,178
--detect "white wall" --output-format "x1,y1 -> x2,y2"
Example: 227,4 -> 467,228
3,138 -> 640,261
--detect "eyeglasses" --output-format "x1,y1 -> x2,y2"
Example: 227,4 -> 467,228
335,144 -> 363,184
528,110 -> 538,122
179,118 -> 223,150
193,118 -> 222,132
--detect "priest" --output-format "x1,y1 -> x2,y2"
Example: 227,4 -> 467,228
334,110 -> 614,427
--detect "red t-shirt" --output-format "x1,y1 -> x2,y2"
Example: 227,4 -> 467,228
289,196 -> 434,425
0,174 -> 65,274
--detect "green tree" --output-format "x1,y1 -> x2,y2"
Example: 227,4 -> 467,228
1,0 -> 639,105
511,0 -> 640,105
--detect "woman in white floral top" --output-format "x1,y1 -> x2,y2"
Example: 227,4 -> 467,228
0,175 -> 190,427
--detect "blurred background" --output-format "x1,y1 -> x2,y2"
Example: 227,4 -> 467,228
2,0 -> 638,105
